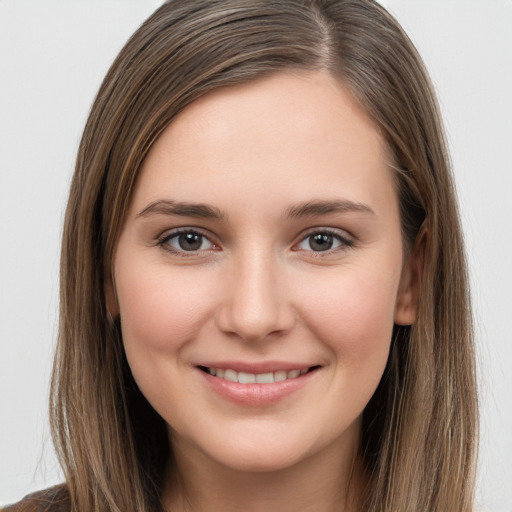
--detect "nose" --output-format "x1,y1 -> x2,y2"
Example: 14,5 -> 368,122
215,249 -> 295,343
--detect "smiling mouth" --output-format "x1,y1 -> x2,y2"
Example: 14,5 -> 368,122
198,366 -> 320,384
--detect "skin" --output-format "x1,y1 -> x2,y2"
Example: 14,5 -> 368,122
110,71 -> 419,511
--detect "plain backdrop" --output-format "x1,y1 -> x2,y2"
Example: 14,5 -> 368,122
1,1 -> 511,510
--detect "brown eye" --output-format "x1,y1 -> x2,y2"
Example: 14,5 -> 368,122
296,230 -> 353,253
160,230 -> 215,253
308,233 -> 334,251
177,232 -> 203,251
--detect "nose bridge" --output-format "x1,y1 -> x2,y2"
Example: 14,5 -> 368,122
216,244 -> 293,342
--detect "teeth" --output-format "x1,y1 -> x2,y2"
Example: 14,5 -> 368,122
274,370 -> 287,382
224,369 -> 238,382
238,372 -> 256,384
255,372 -> 274,384
205,367 -> 311,384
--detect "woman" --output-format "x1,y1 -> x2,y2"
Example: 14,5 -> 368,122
4,0 -> 478,510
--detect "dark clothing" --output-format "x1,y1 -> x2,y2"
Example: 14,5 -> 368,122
1,486 -> 69,512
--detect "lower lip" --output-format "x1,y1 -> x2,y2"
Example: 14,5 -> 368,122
199,369 -> 316,406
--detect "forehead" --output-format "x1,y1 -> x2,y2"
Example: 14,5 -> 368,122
130,71 -> 395,219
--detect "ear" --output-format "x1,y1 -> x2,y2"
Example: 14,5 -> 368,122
105,272 -> 120,318
394,224 -> 427,326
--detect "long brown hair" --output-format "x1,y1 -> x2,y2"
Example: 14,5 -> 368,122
51,1 -> 478,510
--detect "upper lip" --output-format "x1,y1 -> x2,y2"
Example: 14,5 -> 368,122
195,361 -> 319,373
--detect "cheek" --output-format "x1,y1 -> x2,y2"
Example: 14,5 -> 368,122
118,268 -> 208,345
298,266 -> 399,368
115,264 -> 219,414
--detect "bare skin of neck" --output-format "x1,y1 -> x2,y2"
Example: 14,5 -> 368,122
161,426 -> 366,512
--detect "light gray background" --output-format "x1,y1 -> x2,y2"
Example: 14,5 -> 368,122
1,1 -> 511,510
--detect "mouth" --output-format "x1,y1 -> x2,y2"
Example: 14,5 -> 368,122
196,363 -> 321,405
197,365 -> 321,384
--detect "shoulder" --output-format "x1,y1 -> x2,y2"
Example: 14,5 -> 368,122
1,485 -> 70,512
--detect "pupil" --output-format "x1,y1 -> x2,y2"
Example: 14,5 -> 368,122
179,233 -> 202,251
309,233 -> 333,251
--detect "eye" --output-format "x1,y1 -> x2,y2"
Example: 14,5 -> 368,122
158,229 -> 216,254
295,230 -> 353,253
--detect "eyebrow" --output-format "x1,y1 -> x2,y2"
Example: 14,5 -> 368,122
137,199 -> 226,220
137,198 -> 374,221
285,199 -> 375,218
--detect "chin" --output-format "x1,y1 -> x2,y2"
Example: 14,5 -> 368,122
181,418 -> 354,475
209,443 -> 309,473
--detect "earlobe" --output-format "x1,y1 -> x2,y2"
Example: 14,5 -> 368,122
394,224 -> 427,326
105,273 -> 120,318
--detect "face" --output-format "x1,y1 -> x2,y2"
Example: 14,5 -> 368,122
111,71 -> 418,474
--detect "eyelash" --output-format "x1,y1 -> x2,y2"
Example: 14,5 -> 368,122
156,227 -> 354,257
294,228 -> 355,255
157,228 -> 218,257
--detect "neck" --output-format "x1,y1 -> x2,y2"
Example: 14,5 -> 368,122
162,429 -> 365,512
